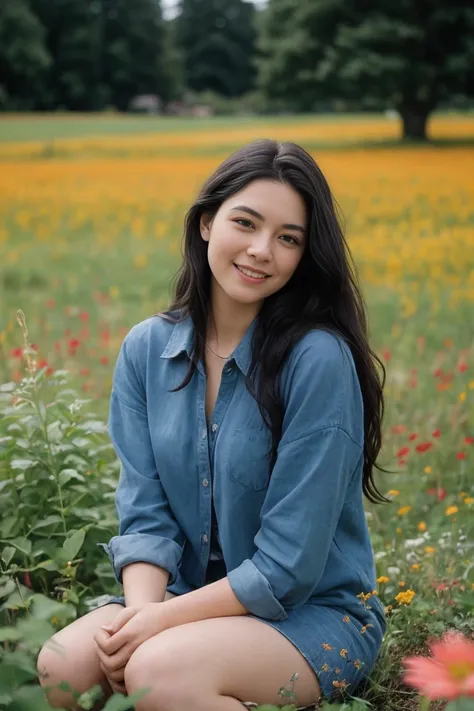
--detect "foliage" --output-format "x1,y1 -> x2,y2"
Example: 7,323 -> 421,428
257,0 -> 474,138
175,0 -> 258,97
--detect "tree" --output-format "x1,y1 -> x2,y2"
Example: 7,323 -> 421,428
0,0 -> 51,110
102,0 -> 173,110
30,0 -> 104,110
258,0 -> 474,140
176,0 -> 257,97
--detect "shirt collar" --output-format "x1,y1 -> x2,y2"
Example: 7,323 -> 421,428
160,312 -> 257,377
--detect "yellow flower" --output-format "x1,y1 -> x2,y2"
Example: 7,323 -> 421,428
468,381 -> 474,390
411,563 -> 421,571
418,521 -> 427,532
398,505 -> 412,516
464,497 -> 474,505
387,489 -> 400,497
459,392 -> 466,402
399,581 -> 406,587
134,253 -> 148,268
396,527 -> 403,534
424,466 -> 432,473
395,589 -> 416,605
377,576 -> 389,584
340,649 -> 348,658
425,546 -> 436,554
109,285 -> 120,298
446,505 -> 459,516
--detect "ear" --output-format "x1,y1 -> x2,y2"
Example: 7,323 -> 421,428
200,212 -> 213,242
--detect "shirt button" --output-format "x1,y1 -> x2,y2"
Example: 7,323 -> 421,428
202,533 -> 209,544
211,423 -> 218,432
202,478 -> 209,487
201,429 -> 207,439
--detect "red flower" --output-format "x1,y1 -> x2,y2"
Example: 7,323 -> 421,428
416,442 -> 432,453
465,437 -> 473,445
392,425 -> 407,435
46,367 -> 55,376
80,368 -> 91,377
397,447 -> 410,458
456,452 -> 466,461
10,347 -> 22,358
458,362 -> 468,373
45,298 -> 55,308
382,349 -> 391,362
99,356 -> 109,365
409,433 -> 418,441
433,368 -> 443,378
31,344 -> 38,351
38,359 -> 48,369
68,338 -> 80,350
432,429 -> 441,438
79,311 -> 89,322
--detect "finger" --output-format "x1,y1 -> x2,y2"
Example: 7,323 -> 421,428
104,607 -> 138,635
100,663 -> 126,683
108,678 -> 127,695
94,628 -> 113,652
101,626 -> 129,655
96,642 -> 131,673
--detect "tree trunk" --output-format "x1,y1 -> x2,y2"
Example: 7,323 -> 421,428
399,105 -> 431,141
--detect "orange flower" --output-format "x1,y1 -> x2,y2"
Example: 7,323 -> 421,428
402,629 -> 474,700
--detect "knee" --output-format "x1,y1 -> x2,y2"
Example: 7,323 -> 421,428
124,643 -> 183,709
37,639 -> 70,708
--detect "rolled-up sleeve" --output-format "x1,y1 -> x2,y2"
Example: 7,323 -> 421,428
227,332 -> 364,620
98,326 -> 185,584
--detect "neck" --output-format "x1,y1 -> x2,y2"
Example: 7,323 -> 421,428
207,278 -> 261,353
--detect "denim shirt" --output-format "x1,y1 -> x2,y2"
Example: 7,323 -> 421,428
99,313 -> 386,629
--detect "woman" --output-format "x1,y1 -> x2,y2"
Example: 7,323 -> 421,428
37,138 -> 388,711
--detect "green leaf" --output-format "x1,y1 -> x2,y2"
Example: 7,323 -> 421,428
10,459 -> 36,471
62,529 -> 86,561
2,546 -> 16,566
9,684 -> 56,711
76,684 -> 104,710
0,626 -> 23,642
31,515 -> 63,531
59,469 -> 86,485
4,537 -> 32,556
102,687 -> 151,711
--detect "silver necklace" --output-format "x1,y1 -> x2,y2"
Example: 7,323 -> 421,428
205,342 -> 231,360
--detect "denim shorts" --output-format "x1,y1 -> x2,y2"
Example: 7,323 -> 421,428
98,586 -> 384,705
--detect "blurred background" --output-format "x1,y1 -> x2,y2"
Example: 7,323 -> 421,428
0,4 -> 474,707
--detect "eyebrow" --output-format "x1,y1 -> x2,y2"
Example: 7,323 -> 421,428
229,205 -> 306,234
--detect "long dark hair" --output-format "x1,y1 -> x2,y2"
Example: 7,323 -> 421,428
160,139 -> 389,505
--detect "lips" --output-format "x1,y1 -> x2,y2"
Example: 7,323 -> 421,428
234,263 -> 270,277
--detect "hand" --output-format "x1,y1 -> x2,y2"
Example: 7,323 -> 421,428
93,603 -> 170,679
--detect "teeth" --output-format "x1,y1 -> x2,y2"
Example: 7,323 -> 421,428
236,265 -> 267,279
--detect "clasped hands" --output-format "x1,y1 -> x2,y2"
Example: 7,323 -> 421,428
94,602 -> 170,694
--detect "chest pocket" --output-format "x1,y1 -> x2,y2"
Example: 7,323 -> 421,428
227,428 -> 272,491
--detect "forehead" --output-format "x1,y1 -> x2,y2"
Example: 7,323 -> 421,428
225,179 -> 307,225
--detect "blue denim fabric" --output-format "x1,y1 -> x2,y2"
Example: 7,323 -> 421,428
98,312 -> 386,633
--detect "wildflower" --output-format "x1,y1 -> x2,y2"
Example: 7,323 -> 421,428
360,624 -> 374,634
409,433 -> 418,441
342,616 -> 350,623
432,430 -> 441,438
340,649 -> 348,658
332,680 -> 348,689
322,643 -> 336,651
446,506 -> 459,516
321,663 -> 329,672
395,589 -> 416,605
469,381 -> 474,390
425,546 -> 436,554
397,447 -> 410,458
464,497 -> 473,505
424,466 -> 432,473
458,362 -> 468,373
418,522 -> 427,532
457,452 -> 466,460
398,505 -> 412,516
377,576 -> 389,584
416,442 -> 433,453
411,563 -> 421,571
465,437 -> 474,445
387,489 -> 400,497
353,659 -> 364,670
402,629 -> 474,700
459,392 -> 467,402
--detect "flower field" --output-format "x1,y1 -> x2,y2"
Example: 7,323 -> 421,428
0,113 -> 473,710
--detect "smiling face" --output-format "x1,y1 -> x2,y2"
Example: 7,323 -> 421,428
200,179 -> 308,311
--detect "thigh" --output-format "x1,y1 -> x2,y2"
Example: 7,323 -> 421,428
37,603 -> 124,709
126,615 -> 321,708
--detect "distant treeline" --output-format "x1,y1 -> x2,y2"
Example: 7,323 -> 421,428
1,0 -> 473,139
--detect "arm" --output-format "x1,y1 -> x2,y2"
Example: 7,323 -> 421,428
160,331 -> 364,627
98,323 -> 186,607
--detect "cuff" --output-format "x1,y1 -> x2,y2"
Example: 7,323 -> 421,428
227,559 -> 288,621
97,533 -> 184,585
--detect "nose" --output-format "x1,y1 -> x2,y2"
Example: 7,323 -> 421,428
246,232 -> 272,262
